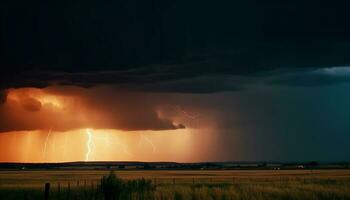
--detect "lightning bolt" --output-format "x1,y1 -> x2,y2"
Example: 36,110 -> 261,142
43,128 -> 52,162
93,134 -> 132,156
51,132 -> 57,161
84,129 -> 135,161
141,134 -> 157,153
85,128 -> 94,162
62,132 -> 68,160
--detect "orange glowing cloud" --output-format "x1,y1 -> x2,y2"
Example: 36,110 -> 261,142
0,87 -> 185,132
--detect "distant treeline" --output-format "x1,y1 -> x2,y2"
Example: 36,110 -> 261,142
0,161 -> 349,170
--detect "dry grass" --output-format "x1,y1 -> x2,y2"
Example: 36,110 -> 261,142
0,170 -> 349,199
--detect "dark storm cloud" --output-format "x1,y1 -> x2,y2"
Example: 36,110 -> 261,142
1,1 -> 350,92
2,65 -> 350,95
3,65 -> 348,133
0,90 -> 8,104
265,67 -> 350,87
0,63 -> 246,93
140,75 -> 244,93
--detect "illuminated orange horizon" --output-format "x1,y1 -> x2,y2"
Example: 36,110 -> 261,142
0,87 -> 217,163
0,128 -> 203,163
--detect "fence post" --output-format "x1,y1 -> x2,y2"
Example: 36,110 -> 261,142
23,190 -> 28,200
94,181 -> 99,200
57,183 -> 61,200
84,180 -> 87,198
44,183 -> 50,200
90,181 -> 94,200
67,182 -> 70,200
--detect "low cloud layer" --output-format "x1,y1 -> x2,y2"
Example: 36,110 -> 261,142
265,67 -> 350,87
2,66 -> 350,95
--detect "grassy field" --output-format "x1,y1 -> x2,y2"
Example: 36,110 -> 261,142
0,169 -> 349,199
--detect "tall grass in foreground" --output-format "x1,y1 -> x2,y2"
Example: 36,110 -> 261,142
0,172 -> 349,200
100,171 -> 155,200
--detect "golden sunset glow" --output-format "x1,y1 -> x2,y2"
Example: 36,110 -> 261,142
0,128 -> 202,163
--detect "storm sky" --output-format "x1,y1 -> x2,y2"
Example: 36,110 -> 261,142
0,1 -> 350,162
